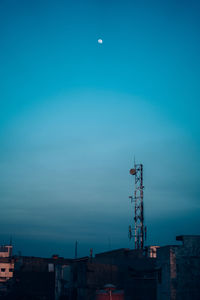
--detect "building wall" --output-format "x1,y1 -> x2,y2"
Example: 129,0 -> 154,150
70,259 -> 120,300
157,236 -> 200,300
8,255 -> 72,300
0,246 -> 14,283
0,261 -> 14,282
55,264 -> 71,300
147,246 -> 160,258
69,250 -> 157,300
175,236 -> 200,300
0,246 -> 12,258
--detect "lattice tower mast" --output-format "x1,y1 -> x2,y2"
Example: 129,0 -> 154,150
129,162 -> 146,249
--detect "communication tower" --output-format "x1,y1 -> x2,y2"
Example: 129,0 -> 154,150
128,162 -> 146,249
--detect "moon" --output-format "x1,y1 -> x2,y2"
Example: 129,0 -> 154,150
98,39 -> 103,44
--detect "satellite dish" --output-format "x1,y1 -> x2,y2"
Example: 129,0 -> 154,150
130,169 -> 136,175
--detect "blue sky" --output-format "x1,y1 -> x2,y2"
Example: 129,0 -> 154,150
0,0 -> 200,257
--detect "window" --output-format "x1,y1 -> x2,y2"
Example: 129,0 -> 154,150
9,268 -> 14,272
1,268 -> 6,272
0,247 -> 8,252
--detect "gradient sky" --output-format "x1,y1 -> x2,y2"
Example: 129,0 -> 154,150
0,0 -> 200,257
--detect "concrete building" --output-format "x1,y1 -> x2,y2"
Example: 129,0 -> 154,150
156,235 -> 200,300
0,246 -> 12,258
147,246 -> 160,258
12,255 -> 72,300
1,235 -> 200,299
0,258 -> 14,283
55,263 -> 71,300
0,245 -> 14,283
68,248 -> 157,300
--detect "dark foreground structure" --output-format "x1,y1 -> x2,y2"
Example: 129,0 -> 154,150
0,235 -> 200,300
157,235 -> 200,300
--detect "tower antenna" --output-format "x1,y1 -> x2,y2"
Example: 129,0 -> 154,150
129,161 -> 146,249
